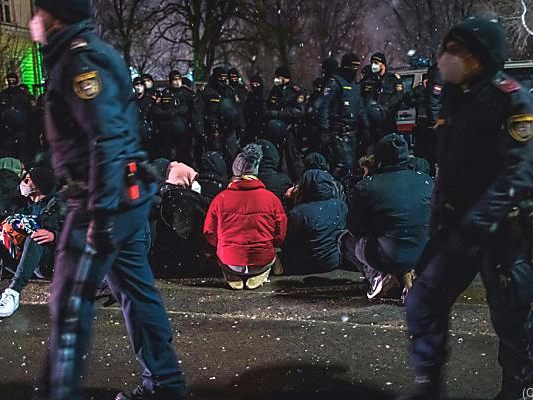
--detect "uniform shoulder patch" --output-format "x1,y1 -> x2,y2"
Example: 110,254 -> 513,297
494,78 -> 521,93
73,71 -> 101,100
507,114 -> 533,142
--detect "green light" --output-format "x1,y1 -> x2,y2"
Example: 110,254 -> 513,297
20,44 -> 44,96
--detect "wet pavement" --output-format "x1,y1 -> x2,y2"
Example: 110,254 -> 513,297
0,270 -> 501,400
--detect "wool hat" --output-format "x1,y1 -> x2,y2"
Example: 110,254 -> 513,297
35,0 -> 92,24
371,52 -> 387,65
28,167 -> 55,195
322,58 -> 339,76
274,66 -> 291,79
0,157 -> 24,178
444,16 -> 507,71
232,144 -> 263,177
341,53 -> 361,69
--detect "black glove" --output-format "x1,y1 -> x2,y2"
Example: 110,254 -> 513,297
87,216 -> 116,255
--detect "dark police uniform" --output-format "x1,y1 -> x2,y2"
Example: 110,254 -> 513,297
264,81 -> 306,180
152,85 -> 194,163
135,89 -> 155,158
41,20 -> 186,400
0,82 -> 33,159
317,73 -> 368,177
403,18 -> 533,399
193,80 -> 242,166
402,64 -> 443,169
375,71 -> 404,133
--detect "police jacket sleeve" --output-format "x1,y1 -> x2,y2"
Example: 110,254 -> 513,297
461,92 -> 533,239
65,50 -> 134,214
317,79 -> 338,131
193,92 -> 207,137
348,180 -> 371,233
273,197 -> 288,247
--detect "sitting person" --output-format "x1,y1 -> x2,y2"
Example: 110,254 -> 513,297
0,167 -> 66,317
257,139 -> 292,200
204,144 -> 287,290
152,162 -> 210,276
340,134 -> 433,300
0,157 -> 25,220
282,169 -> 348,274
197,151 -> 228,202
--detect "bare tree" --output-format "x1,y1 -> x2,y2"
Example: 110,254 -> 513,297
0,25 -> 28,79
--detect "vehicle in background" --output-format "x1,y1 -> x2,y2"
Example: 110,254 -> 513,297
394,60 -> 533,133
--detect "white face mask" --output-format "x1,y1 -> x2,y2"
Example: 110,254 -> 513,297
19,181 -> 35,197
438,52 -> 467,85
29,13 -> 48,44
144,80 -> 154,89
273,77 -> 283,86
191,181 -> 202,194
134,84 -> 145,94
371,63 -> 381,74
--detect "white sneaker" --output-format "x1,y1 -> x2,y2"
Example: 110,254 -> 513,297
0,288 -> 20,318
367,274 -> 395,300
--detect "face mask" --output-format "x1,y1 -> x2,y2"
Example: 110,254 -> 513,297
191,181 -> 202,194
371,63 -> 381,74
6,79 -> 17,87
144,80 -> 153,89
29,13 -> 48,44
273,77 -> 283,86
134,84 -> 145,94
19,181 -> 35,197
438,52 -> 469,85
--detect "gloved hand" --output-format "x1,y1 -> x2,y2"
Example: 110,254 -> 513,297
87,216 -> 116,255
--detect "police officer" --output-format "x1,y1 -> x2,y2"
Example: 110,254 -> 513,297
141,73 -> 157,99
132,76 -> 155,158
29,2 -> 186,399
370,52 -> 404,134
243,75 -> 265,144
0,72 -> 33,159
402,64 -> 443,171
305,77 -> 326,152
193,67 -> 242,167
152,70 -> 194,163
264,66 -> 306,180
399,17 -> 533,400
317,53 -> 369,178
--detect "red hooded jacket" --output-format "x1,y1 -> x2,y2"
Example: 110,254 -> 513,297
203,178 -> 287,267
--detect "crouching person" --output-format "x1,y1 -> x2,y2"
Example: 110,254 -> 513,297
340,134 -> 433,300
0,167 -> 66,317
203,144 -> 287,290
282,169 -> 348,274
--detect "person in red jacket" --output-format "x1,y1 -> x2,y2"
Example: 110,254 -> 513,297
204,143 -> 287,290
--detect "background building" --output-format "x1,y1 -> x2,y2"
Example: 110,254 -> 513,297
0,0 -> 43,94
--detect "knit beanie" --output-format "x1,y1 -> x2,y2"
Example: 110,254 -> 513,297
371,52 -> 387,65
35,0 -> 92,24
232,144 -> 263,177
28,167 -> 55,195
444,16 -> 507,72
166,162 -> 199,188
274,66 -> 291,79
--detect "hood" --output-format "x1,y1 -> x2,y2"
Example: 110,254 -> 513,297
375,133 -> 409,168
166,162 -> 198,188
299,169 -> 335,202
200,151 -> 227,178
304,152 -> 329,172
258,139 -> 280,172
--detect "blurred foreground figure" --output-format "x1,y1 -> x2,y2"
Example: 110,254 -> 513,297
399,16 -> 533,400
31,1 -> 186,399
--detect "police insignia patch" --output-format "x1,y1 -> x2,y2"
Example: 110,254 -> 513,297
73,71 -> 101,100
508,115 -> 533,142
297,94 -> 305,104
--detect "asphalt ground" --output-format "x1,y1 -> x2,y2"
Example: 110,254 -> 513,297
0,270 -> 502,400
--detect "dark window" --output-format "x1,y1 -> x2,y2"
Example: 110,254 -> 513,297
0,0 -> 12,23
401,74 -> 415,92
